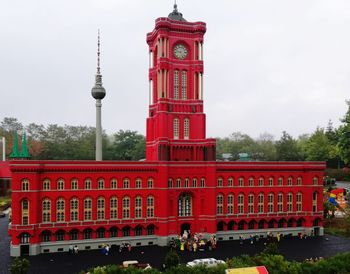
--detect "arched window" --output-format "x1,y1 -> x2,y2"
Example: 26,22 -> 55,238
287,192 -> 293,212
174,70 -> 179,99
296,192 -> 302,212
135,225 -> 143,236
313,177 -> 318,185
122,196 -> 130,219
258,193 -> 264,213
57,179 -> 64,190
147,224 -> 155,235
248,194 -> 254,213
43,179 -> 50,190
278,177 -> 283,186
216,194 -> 224,215
123,226 -> 130,237
147,178 -> 154,188
277,193 -> 283,212
69,229 -> 79,240
83,228 -> 92,239
84,198 -> 92,221
168,178 -> 173,188
123,178 -> 130,189
147,196 -> 154,218
184,118 -> 189,139
97,227 -> 105,238
181,70 -> 187,99
178,194 -> 192,217
227,194 -> 234,214
258,177 -> 264,186
55,230 -> 65,241
238,194 -> 244,214
200,178 -> 205,187
70,198 -> 79,221
297,177 -> 302,185
173,118 -> 179,139
56,198 -> 65,222
176,178 -> 181,188
71,178 -> 78,190
184,178 -> 189,188
135,196 -> 142,218
238,177 -> 244,187
20,233 -> 30,244
288,177 -> 293,186
97,178 -> 104,189
110,196 -> 118,219
42,199 -> 51,223
228,177 -> 234,187
110,178 -> 117,189
21,199 -> 29,225
268,177 -> 274,186
248,177 -> 254,186
217,177 -> 223,187
21,179 -> 29,191
84,179 -> 91,190
192,178 -> 197,187
97,197 -> 105,220
109,227 -> 117,238
136,178 -> 142,188
41,230 -> 51,242
268,193 -> 274,213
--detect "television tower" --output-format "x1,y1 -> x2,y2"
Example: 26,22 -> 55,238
91,30 -> 106,161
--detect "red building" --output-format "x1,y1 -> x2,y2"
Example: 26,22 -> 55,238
9,5 -> 325,256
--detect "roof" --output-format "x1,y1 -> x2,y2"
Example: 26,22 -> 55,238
0,161 -> 11,178
226,266 -> 269,274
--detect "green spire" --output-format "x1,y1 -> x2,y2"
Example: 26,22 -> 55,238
20,132 -> 31,159
9,132 -> 20,159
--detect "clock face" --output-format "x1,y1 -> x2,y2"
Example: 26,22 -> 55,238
174,44 -> 188,60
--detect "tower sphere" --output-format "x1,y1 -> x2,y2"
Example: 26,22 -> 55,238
91,75 -> 106,100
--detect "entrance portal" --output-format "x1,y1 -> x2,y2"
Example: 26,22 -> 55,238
180,223 -> 191,237
314,227 -> 320,236
20,245 -> 29,256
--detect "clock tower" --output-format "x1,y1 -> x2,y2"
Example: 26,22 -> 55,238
146,4 -> 216,161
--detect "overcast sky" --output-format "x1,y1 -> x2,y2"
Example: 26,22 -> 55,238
1,0 -> 349,139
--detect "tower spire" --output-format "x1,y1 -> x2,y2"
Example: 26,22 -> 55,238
168,0 -> 186,21
97,29 -> 101,75
91,29 -> 106,161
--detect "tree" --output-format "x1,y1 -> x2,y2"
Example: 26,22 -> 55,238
164,250 -> 180,269
255,133 -> 277,161
111,130 -> 145,160
275,131 -> 302,161
10,257 -> 30,274
338,100 -> 350,165
304,128 -> 333,161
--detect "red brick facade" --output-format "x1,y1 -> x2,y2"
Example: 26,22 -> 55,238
8,11 -> 325,256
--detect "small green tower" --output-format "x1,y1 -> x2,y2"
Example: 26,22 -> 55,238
9,132 -> 31,159
9,132 -> 20,159
20,132 -> 31,159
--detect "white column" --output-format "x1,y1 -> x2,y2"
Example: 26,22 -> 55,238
201,43 -> 204,60
149,51 -> 153,68
198,43 -> 202,61
149,80 -> 153,104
